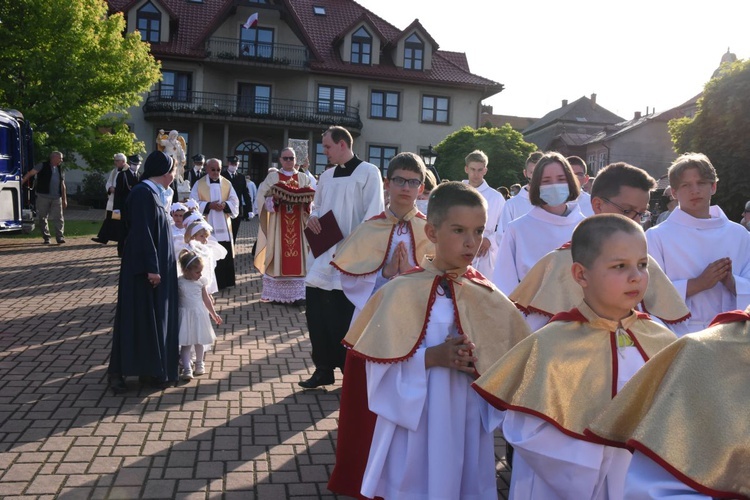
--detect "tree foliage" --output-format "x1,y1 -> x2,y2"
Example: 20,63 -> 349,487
669,59 -> 750,219
0,0 -> 161,170
435,125 -> 537,189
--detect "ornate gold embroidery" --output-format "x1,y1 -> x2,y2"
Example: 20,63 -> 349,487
283,209 -> 300,258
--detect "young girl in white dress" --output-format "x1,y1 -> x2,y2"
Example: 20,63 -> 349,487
177,249 -> 222,380
183,220 -> 227,295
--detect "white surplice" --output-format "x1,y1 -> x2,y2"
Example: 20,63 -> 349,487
340,225 -> 415,320
492,205 -> 585,295
623,452 -> 709,500
361,294 -> 503,500
575,190 -> 595,217
304,161 -> 384,291
646,205 -> 750,335
505,345 -> 645,500
464,180 -> 505,278
189,179 -> 239,243
498,185 -> 534,235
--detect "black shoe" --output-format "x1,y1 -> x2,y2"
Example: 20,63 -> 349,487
91,237 -> 107,244
42,239 -> 50,245
109,374 -> 127,395
298,370 -> 334,389
57,238 -> 66,244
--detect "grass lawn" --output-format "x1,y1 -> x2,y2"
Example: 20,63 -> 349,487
0,220 -> 101,239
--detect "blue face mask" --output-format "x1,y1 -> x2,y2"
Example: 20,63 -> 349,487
539,183 -> 570,207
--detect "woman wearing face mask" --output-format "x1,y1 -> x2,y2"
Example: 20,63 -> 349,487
492,152 -> 584,295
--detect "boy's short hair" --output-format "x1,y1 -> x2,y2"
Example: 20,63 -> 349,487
571,214 -> 644,268
668,152 -> 718,188
528,152 -> 580,206
591,162 -> 657,200
427,181 -> 487,228
526,151 -> 544,168
567,156 -> 587,174
386,152 -> 426,182
323,126 -> 353,148
424,168 -> 437,192
465,150 -> 489,166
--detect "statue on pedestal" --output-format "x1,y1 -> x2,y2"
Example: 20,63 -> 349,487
156,129 -> 191,201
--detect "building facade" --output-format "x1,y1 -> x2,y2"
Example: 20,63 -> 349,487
107,0 -> 503,183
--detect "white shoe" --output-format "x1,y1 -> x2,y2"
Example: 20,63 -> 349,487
194,363 -> 205,376
181,367 -> 194,381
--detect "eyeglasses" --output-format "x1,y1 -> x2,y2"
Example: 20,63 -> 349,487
281,156 -> 295,161
602,197 -> 651,221
390,176 -> 422,189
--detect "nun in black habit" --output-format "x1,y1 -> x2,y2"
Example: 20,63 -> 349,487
108,151 -> 179,393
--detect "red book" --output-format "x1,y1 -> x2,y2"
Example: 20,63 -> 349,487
304,210 -> 344,258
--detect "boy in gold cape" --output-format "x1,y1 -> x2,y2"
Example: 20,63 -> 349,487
587,306 -> 750,499
327,152 -> 433,498
510,162 -> 690,332
343,182 -> 529,499
473,214 -> 676,500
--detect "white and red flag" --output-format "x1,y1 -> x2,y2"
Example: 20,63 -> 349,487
243,13 -> 259,29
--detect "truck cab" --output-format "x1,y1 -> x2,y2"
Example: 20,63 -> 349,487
0,109 -> 34,232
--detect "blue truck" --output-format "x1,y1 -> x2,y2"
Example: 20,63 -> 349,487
0,109 -> 35,233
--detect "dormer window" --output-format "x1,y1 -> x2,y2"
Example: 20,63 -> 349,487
404,33 -> 423,70
313,6 -> 326,15
351,27 -> 372,65
137,2 -> 161,43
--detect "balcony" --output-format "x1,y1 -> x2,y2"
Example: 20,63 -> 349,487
205,37 -> 309,69
142,91 -> 362,131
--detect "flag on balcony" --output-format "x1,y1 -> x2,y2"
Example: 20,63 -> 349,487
243,13 -> 259,29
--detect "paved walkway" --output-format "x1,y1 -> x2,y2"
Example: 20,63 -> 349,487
0,214 -> 511,499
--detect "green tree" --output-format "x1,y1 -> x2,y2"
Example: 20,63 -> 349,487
669,59 -> 750,218
0,0 -> 160,170
435,125 -> 537,188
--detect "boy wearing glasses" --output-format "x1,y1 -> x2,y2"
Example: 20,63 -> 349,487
254,147 -> 314,304
462,150 -> 505,278
510,162 -> 690,332
328,152 -> 434,498
646,153 -> 750,334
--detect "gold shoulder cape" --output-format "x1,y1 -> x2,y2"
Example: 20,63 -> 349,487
510,245 -> 691,324
331,207 -> 432,276
587,310 -> 750,499
472,302 -> 677,441
343,257 -> 530,375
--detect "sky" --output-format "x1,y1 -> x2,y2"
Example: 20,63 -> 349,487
355,0 -> 750,120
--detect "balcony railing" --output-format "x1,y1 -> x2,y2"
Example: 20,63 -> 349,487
205,37 -> 309,69
143,91 -> 362,130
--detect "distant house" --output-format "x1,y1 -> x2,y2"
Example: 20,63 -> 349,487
522,94 -> 624,158
479,105 -> 537,132
105,0 -> 503,183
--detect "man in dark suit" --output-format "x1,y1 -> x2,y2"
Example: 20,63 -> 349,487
222,155 -> 251,242
186,154 -> 206,188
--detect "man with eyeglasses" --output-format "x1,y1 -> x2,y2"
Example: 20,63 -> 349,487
190,158 -> 240,289
567,156 -> 595,217
300,126 -> 384,389
254,147 -> 314,304
462,149 -> 504,278
508,161 -> 690,333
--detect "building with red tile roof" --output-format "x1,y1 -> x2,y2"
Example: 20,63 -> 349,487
107,0 -> 503,183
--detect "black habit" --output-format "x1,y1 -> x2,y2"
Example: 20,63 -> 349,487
109,181 -> 179,382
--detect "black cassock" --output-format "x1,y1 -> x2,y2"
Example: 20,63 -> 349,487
109,182 -> 179,382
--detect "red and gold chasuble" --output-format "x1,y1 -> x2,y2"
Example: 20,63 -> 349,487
254,171 -> 314,278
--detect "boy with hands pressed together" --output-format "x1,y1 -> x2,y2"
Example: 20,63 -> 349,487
343,181 -> 530,499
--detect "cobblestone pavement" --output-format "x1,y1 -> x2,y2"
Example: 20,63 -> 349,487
0,213 -> 511,499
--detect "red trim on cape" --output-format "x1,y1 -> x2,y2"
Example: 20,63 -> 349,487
550,308 -> 587,323
348,275 -> 440,364
462,266 -> 494,291
627,440 -> 750,500
709,310 -> 750,327
367,211 -> 387,221
415,211 -> 427,220
639,300 -> 691,324
557,240 -> 572,250
581,428 -> 629,449
471,383 -> 601,445
609,332 -> 618,399
628,329 -> 650,362
401,266 -> 424,276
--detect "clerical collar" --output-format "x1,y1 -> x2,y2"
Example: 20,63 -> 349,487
334,155 -> 363,178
